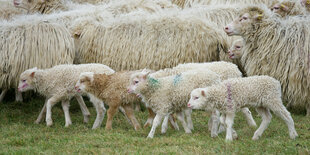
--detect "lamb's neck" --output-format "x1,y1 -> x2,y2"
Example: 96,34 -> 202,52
33,70 -> 49,94
139,82 -> 156,101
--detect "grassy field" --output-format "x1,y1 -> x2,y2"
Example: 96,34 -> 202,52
0,94 -> 309,154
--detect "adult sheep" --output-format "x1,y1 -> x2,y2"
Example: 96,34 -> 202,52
0,0 -> 26,20
224,6 -> 310,116
270,0 -> 307,17
72,10 -> 229,71
0,15 -> 75,103
171,0 -> 272,8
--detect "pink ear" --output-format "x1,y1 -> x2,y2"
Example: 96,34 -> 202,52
280,4 -> 289,11
30,72 -> 35,78
142,72 -> 150,79
201,90 -> 206,97
41,0 -> 46,3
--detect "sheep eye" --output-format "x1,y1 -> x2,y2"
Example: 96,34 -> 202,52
22,80 -> 26,82
274,7 -> 279,10
80,80 -> 84,83
242,17 -> 248,20
236,46 -> 241,49
134,80 -> 139,84
194,97 -> 199,100
28,0 -> 32,2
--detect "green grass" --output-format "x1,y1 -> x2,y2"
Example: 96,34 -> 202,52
0,96 -> 309,154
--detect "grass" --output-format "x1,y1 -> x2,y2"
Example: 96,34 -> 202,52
0,95 -> 309,154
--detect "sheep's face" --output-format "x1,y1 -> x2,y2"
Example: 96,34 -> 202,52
75,72 -> 94,93
224,7 -> 265,36
301,0 -> 310,11
128,71 -> 150,94
228,39 -> 243,59
271,2 -> 294,17
18,68 -> 37,92
188,88 -> 208,110
13,0 -> 44,10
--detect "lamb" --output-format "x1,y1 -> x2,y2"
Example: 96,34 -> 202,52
270,0 -> 307,17
18,64 -> 115,128
227,39 -> 244,59
301,0 -> 310,12
0,0 -> 26,20
72,9 -> 228,71
128,69 -> 224,138
74,71 -> 145,130
0,15 -> 75,103
224,6 -> 310,116
188,76 -> 298,141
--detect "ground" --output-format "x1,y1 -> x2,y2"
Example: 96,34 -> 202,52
0,95 -> 309,154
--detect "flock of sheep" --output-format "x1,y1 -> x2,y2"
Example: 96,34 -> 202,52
1,0 -> 309,141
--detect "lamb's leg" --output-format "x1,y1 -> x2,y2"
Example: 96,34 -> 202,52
184,108 -> 194,130
135,103 -> 141,112
252,107 -> 272,140
270,103 -> 298,139
89,96 -> 106,129
225,112 -> 235,141
169,114 -> 179,130
105,105 -> 118,130
176,111 -> 191,134
0,89 -> 8,103
15,89 -> 23,102
161,115 -> 169,134
210,110 -> 220,138
241,107 -> 257,127
61,100 -> 72,127
35,98 -> 48,124
217,114 -> 226,135
144,108 -> 155,128
307,103 -> 310,117
46,97 -> 59,127
147,114 -> 163,138
74,95 -> 90,123
122,104 -> 141,131
119,106 -> 131,124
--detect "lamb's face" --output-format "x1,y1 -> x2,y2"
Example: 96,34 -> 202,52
18,68 -> 37,92
224,7 -> 265,36
13,0 -> 43,10
271,2 -> 293,17
128,73 -> 146,94
187,88 -> 208,110
75,72 -> 94,93
228,39 -> 243,59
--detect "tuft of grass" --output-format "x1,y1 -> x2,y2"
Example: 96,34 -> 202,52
0,98 -> 309,154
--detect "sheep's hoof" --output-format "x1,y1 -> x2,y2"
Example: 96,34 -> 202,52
143,123 -> 151,128
185,130 -> 192,134
83,116 -> 90,123
289,132 -> 298,139
34,120 -> 41,124
252,136 -> 259,140
225,139 -> 233,142
46,121 -> 53,127
147,135 -> 154,139
211,133 -> 218,138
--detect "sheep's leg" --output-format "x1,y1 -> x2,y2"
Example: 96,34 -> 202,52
241,107 -> 257,127
135,103 -> 141,112
225,113 -> 235,141
0,89 -> 8,103
75,95 -> 90,123
217,114 -> 226,135
184,108 -> 194,130
105,105 -> 118,130
61,100 -> 72,127
210,110 -> 220,138
147,114 -> 163,138
176,111 -> 191,134
119,106 -> 131,125
306,104 -> 310,117
161,115 -> 170,134
144,108 -> 155,128
35,98 -> 48,124
252,107 -> 272,140
269,103 -> 298,139
46,97 -> 59,127
89,96 -> 106,129
123,104 -> 141,131
15,89 -> 23,102
169,114 -> 179,130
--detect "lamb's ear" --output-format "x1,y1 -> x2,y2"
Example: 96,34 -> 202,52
280,4 -> 289,11
30,72 -> 35,78
254,14 -> 263,21
201,90 -> 206,97
142,72 -> 150,80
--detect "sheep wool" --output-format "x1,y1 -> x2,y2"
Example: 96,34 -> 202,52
0,15 -> 75,92
73,9 -> 228,71
0,0 -> 26,20
188,76 -> 298,141
270,0 -> 307,17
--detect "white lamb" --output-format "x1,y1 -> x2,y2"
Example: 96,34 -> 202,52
128,69 -> 222,138
188,76 -> 298,141
18,64 -> 115,128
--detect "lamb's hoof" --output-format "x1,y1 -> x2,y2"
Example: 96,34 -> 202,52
134,125 -> 141,131
105,127 -> 112,131
225,138 -> 233,142
65,122 -> 72,128
46,121 -> 53,127
147,135 -> 154,139
161,129 -> 167,134
252,136 -> 260,140
289,132 -> 298,139
83,116 -> 90,123
211,133 -> 218,138
143,123 -> 151,128
185,130 -> 192,134
34,120 -> 41,124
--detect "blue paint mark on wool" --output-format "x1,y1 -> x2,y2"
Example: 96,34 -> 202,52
173,74 -> 182,86
148,77 -> 160,88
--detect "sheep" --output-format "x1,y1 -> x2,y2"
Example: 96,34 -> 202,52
171,0 -> 272,8
270,0 -> 307,17
72,9 -> 228,71
224,6 -> 310,116
128,69 -> 224,138
0,0 -> 26,20
188,76 -> 298,141
227,39 -> 244,59
18,64 -> 115,128
13,0 -> 70,14
0,15 -> 75,103
151,61 -> 257,129
301,0 -> 310,12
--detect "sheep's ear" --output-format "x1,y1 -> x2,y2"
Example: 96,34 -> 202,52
280,4 -> 289,11
254,14 -> 263,21
73,30 -> 81,38
40,0 -> 46,3
201,90 -> 206,97
142,72 -> 150,79
30,72 -> 35,78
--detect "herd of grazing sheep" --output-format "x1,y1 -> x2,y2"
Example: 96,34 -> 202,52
0,0 -> 309,142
